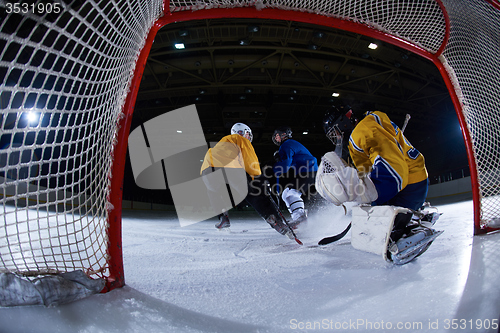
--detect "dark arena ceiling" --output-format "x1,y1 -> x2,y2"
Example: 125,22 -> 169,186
125,18 -> 469,202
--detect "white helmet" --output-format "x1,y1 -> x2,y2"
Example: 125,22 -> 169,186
231,122 -> 253,142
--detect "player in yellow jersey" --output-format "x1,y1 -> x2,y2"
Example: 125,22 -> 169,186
200,122 -> 294,239
348,110 -> 428,210
316,107 -> 442,264
318,108 -> 428,211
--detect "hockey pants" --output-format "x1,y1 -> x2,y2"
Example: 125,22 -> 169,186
278,171 -> 326,210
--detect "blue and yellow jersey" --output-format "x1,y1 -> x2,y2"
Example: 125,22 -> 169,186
348,111 -> 427,191
393,120 -> 428,185
201,134 -> 261,178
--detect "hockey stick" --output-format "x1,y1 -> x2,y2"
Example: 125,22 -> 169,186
317,204 -> 351,245
318,222 -> 351,245
401,114 -> 411,133
264,183 -> 303,245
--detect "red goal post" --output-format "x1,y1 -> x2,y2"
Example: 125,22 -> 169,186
1,0 -> 499,295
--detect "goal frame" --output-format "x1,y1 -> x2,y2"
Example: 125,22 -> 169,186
112,4 -> 492,286
1,0 -> 498,294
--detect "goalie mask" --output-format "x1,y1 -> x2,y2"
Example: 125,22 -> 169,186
323,106 -> 355,147
272,126 -> 292,146
231,122 -> 253,142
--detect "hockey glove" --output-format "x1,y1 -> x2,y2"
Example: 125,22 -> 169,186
315,152 -> 378,206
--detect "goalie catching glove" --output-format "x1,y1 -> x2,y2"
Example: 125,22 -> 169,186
315,152 -> 378,206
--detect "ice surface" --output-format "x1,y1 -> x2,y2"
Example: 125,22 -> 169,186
1,200 -> 500,333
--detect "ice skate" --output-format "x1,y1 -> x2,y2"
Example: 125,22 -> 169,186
413,203 -> 442,228
388,227 -> 443,265
215,212 -> 230,229
390,226 -> 434,254
266,214 -> 294,239
386,207 -> 444,264
419,212 -> 441,228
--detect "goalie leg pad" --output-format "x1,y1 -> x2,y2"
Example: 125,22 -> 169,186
351,205 -> 412,261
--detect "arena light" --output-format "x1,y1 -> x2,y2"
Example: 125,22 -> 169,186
368,43 -> 378,49
174,43 -> 185,49
247,25 -> 259,33
239,38 -> 251,46
332,92 -> 340,97
25,111 -> 39,126
27,112 -> 37,123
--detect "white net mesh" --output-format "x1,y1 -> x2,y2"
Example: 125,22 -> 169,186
1,0 -> 499,287
439,0 -> 500,228
169,0 -> 446,53
0,0 -> 163,279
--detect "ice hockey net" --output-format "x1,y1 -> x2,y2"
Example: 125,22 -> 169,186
0,0 -> 498,295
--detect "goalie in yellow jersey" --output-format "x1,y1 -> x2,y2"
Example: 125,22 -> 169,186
317,107 -> 428,211
316,107 -> 442,264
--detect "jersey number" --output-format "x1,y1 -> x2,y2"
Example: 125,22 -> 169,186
407,147 -> 420,160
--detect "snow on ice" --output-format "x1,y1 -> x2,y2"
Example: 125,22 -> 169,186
1,199 -> 500,333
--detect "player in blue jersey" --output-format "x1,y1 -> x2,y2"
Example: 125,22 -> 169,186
272,126 -> 320,226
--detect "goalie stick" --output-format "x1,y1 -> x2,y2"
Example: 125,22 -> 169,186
318,204 -> 351,245
318,222 -> 351,245
265,183 -> 303,245
401,113 -> 411,133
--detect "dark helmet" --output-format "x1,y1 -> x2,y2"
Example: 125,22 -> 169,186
323,106 -> 355,146
272,126 -> 292,146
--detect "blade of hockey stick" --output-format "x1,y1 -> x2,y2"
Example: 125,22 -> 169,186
318,222 -> 351,245
292,233 -> 303,245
